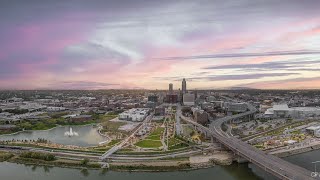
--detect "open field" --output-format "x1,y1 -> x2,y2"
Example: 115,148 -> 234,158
135,140 -> 163,148
135,127 -> 164,148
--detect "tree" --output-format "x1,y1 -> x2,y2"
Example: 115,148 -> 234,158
20,122 -> 32,130
81,158 -> 90,166
34,122 -> 46,130
46,119 -> 57,125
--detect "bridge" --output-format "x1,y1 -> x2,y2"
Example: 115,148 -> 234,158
179,103 -> 313,180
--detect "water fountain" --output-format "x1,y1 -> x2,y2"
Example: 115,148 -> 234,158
64,127 -> 79,137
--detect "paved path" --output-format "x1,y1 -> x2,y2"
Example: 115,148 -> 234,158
100,113 -> 154,160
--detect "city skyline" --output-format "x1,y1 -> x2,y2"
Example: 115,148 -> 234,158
1,0 -> 320,90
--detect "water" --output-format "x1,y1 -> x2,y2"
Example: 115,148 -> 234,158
0,125 -> 106,147
285,150 -> 319,171
0,149 -> 318,179
0,162 -> 263,180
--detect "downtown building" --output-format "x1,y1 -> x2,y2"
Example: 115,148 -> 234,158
264,104 -> 320,119
165,83 -> 178,104
183,93 -> 195,106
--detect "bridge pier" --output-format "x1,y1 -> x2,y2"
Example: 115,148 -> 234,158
235,156 -> 248,163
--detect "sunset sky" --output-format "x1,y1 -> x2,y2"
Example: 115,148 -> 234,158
1,0 -> 320,90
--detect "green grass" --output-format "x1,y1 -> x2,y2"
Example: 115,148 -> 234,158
115,147 -> 191,155
10,157 -> 101,169
151,127 -> 165,136
0,151 -> 14,162
135,127 -> 165,148
167,137 -> 189,150
2,143 -> 105,154
135,140 -> 163,148
146,135 -> 161,140
107,139 -> 121,146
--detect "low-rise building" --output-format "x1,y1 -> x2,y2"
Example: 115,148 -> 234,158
148,95 -> 158,103
194,110 -> 208,125
225,102 -> 248,113
183,93 -> 195,106
118,108 -> 150,122
264,104 -> 320,119
154,107 -> 165,116
47,106 -> 67,112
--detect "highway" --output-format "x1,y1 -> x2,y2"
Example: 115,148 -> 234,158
179,103 -> 313,180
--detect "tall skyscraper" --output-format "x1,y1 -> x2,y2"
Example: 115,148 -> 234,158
169,83 -> 173,94
182,78 -> 187,94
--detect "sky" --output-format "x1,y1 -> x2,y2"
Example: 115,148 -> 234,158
1,0 -> 320,90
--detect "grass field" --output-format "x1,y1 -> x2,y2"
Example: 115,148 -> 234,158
146,135 -> 161,140
135,127 -> 164,148
153,127 -> 165,134
135,140 -> 163,148
167,137 -> 189,150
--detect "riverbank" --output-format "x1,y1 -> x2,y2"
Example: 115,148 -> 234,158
8,156 -> 101,170
3,153 -> 194,172
189,152 -> 233,168
269,140 -> 320,157
0,147 -> 236,172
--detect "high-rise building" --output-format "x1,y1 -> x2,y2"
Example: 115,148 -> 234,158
182,78 -> 186,94
169,83 -> 173,94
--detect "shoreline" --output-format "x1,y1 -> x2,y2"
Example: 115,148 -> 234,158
1,145 -> 319,173
269,141 -> 320,157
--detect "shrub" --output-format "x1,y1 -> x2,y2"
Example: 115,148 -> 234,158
20,152 -> 56,161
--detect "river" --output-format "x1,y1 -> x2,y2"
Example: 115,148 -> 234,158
0,150 -> 318,180
0,161 -> 265,180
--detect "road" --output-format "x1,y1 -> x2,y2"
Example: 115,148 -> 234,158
179,103 -> 313,180
175,104 -> 182,135
100,113 -> 154,160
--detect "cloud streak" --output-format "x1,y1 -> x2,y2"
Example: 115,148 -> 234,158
156,50 -> 320,61
154,73 -> 299,81
202,59 -> 320,70
46,81 -> 119,90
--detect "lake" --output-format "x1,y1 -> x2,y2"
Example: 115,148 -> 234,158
0,125 -> 107,147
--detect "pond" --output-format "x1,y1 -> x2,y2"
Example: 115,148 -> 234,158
0,124 -> 107,147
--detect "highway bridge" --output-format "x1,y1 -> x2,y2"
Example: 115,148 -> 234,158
179,103 -> 313,180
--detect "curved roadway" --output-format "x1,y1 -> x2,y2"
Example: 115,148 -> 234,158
180,103 -> 313,180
